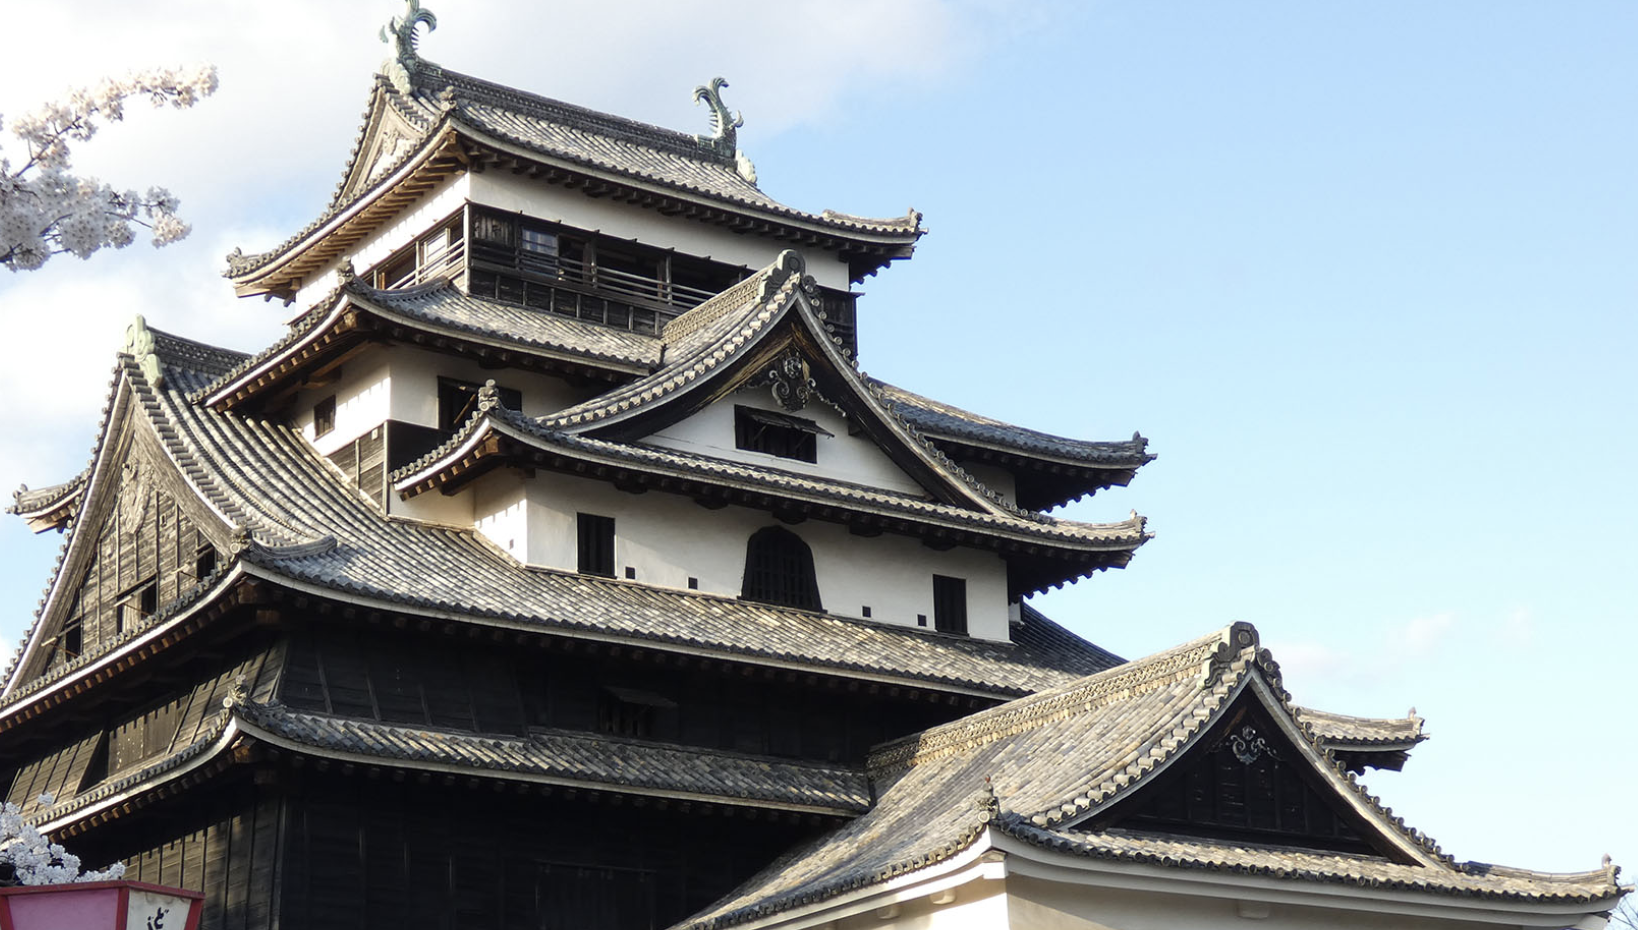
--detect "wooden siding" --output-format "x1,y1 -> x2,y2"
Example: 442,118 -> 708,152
1104,703 -> 1383,857
280,776 -> 817,930
50,472 -> 218,673
75,783 -> 283,930
279,628 -> 962,763
326,425 -> 387,509
4,645 -> 279,816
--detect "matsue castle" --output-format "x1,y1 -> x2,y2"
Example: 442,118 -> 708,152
0,7 -> 1623,929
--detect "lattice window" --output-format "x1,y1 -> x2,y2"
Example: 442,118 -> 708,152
741,527 -> 822,610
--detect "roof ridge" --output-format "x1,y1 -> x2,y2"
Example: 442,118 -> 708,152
868,624 -> 1258,776
419,64 -> 731,164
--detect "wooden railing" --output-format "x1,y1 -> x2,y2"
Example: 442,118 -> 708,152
382,236 -> 467,290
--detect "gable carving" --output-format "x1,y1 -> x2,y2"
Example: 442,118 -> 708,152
24,426 -> 231,685
1086,701 -> 1402,859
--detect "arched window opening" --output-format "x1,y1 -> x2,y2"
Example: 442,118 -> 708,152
741,527 -> 822,611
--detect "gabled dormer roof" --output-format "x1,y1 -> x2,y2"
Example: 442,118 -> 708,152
225,28 -> 924,299
680,623 -> 1623,930
388,251 -> 1151,593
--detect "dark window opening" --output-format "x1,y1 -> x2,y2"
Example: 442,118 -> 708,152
195,545 -> 217,580
61,620 -> 83,660
114,579 -> 157,635
734,406 -> 829,463
313,395 -> 336,438
472,212 -> 514,245
933,575 -> 968,636
377,246 -> 416,289
437,377 -> 521,432
742,526 -> 822,611
577,513 -> 615,577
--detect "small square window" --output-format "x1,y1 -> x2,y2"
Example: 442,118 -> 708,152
862,606 -> 872,618
313,396 -> 336,438
577,513 -> 615,577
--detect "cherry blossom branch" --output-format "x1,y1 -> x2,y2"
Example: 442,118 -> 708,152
1,65 -> 217,272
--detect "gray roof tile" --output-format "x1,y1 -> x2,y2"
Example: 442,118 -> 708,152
678,624 -> 1618,929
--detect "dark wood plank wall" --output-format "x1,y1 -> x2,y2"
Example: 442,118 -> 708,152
280,775 -> 819,930
3,731 -> 103,816
326,426 -> 387,509
4,645 -> 279,818
279,628 -> 965,764
53,475 -> 218,673
76,782 -> 283,930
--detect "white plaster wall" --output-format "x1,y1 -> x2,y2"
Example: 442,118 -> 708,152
834,880 -> 1011,930
474,473 -> 528,561
292,174 -> 472,312
646,394 -> 928,496
457,468 -> 1013,641
379,345 -> 587,426
291,345 -> 585,451
292,358 -> 393,457
1004,875 -> 1508,930
469,172 -> 854,289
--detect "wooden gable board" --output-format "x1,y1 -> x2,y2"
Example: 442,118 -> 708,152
15,393 -> 236,689
1080,688 -> 1418,863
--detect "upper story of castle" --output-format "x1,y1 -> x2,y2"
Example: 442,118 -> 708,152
224,1 -> 923,358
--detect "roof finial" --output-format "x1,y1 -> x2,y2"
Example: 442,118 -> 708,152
694,77 -> 756,183
122,314 -> 164,390
380,0 -> 438,94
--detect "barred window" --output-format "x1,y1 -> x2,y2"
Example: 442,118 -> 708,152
741,526 -> 821,611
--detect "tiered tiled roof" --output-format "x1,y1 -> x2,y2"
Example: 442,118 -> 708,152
679,623 -> 1621,929
4,326 -> 1131,702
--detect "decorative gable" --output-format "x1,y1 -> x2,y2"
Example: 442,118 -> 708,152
14,414 -> 231,689
1084,695 -> 1412,861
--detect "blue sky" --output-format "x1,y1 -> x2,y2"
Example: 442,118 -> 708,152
0,1 -> 1632,879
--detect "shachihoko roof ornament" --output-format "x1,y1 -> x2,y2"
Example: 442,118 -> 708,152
695,77 -> 757,184
379,0 -> 438,95
121,314 -> 163,390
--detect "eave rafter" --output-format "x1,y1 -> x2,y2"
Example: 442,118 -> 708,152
229,130 -> 468,300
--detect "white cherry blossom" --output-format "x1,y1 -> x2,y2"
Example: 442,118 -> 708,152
0,795 -> 125,885
1,65 -> 217,272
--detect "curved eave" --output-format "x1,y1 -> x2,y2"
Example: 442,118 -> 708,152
0,565 -> 254,737
229,115 -> 923,299
391,417 -> 1147,594
232,714 -> 867,818
38,717 -> 244,839
928,434 -> 1151,510
11,483 -> 85,534
228,127 -> 467,299
203,291 -> 646,413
